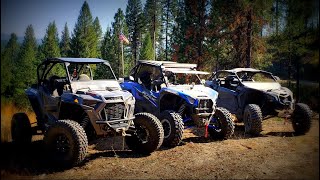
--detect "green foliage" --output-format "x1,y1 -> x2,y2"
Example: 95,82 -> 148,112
140,32 -> 154,60
94,63 -> 115,80
60,23 -> 71,57
143,0 -> 162,60
93,17 -> 103,58
42,21 -> 61,58
1,0 -> 318,111
1,33 -> 20,96
172,0 -> 208,69
113,8 -> 130,77
41,21 -> 64,75
101,27 -> 117,76
71,1 -> 99,58
267,0 -> 319,81
12,25 -> 38,109
126,0 -> 144,64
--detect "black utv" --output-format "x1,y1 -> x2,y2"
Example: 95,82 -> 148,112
205,68 -> 312,136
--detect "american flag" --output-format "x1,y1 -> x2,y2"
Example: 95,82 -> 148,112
119,33 -> 129,44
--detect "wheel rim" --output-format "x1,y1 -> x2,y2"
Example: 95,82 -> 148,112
161,119 -> 172,138
54,134 -> 71,154
209,116 -> 222,132
136,125 -> 150,144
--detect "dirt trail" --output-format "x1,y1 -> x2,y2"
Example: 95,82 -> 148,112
1,114 -> 319,180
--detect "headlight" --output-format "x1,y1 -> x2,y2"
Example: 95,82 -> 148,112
266,94 -> 277,102
125,95 -> 135,104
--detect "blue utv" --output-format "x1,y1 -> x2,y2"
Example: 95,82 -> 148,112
121,60 -> 234,147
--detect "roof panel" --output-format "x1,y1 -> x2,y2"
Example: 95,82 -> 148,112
164,68 -> 209,75
47,57 -> 108,64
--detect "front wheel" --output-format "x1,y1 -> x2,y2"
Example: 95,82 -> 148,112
208,107 -> 235,140
44,120 -> 88,167
243,104 -> 263,136
125,113 -> 164,154
292,103 -> 312,135
160,110 -> 184,147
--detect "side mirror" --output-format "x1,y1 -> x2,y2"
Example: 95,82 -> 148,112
129,76 -> 134,81
118,77 -> 124,83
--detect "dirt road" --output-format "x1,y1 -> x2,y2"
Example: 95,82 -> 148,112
1,115 -> 319,179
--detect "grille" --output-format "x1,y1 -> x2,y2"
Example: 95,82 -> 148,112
105,96 -> 122,101
100,103 -> 125,121
279,95 -> 292,104
198,99 -> 213,113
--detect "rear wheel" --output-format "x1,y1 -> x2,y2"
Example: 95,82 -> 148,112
44,120 -> 88,167
243,104 -> 263,136
208,107 -> 234,140
11,113 -> 32,145
80,113 -> 96,141
126,113 -> 164,154
160,110 -> 184,147
292,103 -> 312,135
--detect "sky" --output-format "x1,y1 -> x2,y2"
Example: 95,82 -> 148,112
1,0 -> 131,39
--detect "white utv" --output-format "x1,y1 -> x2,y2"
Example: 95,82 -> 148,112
11,58 -> 164,167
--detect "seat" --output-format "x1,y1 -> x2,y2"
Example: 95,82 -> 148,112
78,74 -> 90,81
225,75 -> 238,90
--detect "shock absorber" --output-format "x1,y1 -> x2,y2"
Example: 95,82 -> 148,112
178,103 -> 186,116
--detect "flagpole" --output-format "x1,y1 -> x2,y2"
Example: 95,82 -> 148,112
121,39 -> 124,77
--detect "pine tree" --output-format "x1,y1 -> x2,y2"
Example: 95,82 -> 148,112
171,0 -> 187,62
42,21 -> 61,58
93,17 -> 103,41
71,1 -> 98,57
93,17 -> 103,57
1,33 -> 20,96
144,0 -> 162,60
158,0 -> 178,61
60,23 -> 71,57
126,0 -> 144,64
101,27 -> 117,74
13,25 -> 38,107
140,32 -> 154,60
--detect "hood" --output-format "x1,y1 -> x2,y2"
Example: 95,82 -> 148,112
71,80 -> 134,102
166,84 -> 218,101
242,82 -> 281,91
90,89 -> 133,101
242,82 -> 294,105
71,80 -> 121,93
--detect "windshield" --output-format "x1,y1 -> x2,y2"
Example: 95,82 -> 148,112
237,71 -> 276,82
67,63 -> 116,81
165,71 -> 208,85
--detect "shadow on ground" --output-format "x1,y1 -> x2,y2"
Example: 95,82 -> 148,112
0,140 -> 66,175
0,139 -> 149,176
184,123 -> 296,142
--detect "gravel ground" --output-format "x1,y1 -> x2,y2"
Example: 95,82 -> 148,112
1,114 -> 319,180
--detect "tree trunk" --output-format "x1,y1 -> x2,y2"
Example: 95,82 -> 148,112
165,0 -> 169,61
153,0 -> 156,61
246,8 -> 252,68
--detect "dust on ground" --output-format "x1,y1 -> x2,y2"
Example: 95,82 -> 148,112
1,109 -> 319,179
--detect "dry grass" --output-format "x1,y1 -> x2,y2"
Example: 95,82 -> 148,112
1,101 -> 36,142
